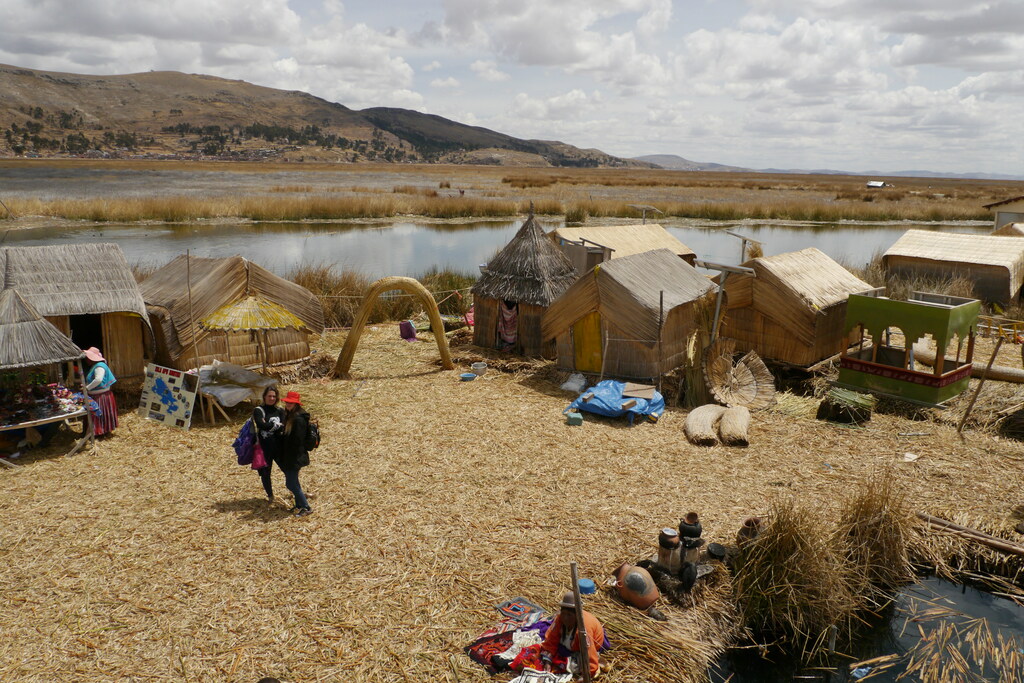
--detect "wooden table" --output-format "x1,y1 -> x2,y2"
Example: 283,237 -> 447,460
0,407 -> 92,467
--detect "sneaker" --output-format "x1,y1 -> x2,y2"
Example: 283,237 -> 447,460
294,507 -> 313,517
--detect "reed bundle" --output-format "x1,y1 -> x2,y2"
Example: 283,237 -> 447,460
684,404 -> 726,446
718,406 -> 751,447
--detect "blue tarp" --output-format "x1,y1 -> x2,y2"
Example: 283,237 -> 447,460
566,380 -> 665,424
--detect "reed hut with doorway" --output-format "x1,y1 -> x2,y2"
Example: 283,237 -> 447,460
140,255 -> 324,370
472,214 -> 578,357
541,248 -> 716,379
882,229 -> 1024,304
550,223 -> 697,272
716,247 -> 871,367
0,244 -> 151,380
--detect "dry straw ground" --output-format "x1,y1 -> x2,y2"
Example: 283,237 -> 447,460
2,328 -> 1023,682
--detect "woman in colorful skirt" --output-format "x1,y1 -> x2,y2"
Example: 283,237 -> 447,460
83,347 -> 118,437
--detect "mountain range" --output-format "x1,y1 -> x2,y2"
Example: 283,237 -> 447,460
1,64 -> 1019,179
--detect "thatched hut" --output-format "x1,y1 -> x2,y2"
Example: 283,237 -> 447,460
550,223 -> 697,272
882,230 -> 1024,303
140,255 -> 324,370
541,248 -> 716,379
472,214 -> 578,357
717,248 -> 871,367
0,287 -> 83,370
0,244 -> 150,380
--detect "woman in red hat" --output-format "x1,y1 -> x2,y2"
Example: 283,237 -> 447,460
82,347 -> 118,437
278,391 -> 312,516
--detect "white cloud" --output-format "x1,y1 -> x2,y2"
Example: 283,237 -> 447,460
470,59 -> 509,82
421,60 -> 442,71
430,76 -> 459,88
510,89 -> 599,121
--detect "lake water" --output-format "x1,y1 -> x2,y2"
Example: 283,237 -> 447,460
712,576 -> 1024,682
2,218 -> 991,277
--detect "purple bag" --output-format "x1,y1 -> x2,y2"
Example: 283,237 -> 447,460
251,442 -> 267,470
233,418 -> 255,465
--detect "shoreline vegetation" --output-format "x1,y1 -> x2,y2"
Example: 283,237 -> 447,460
2,160 -> 1021,223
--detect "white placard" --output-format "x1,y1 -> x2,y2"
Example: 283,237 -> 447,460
138,363 -> 198,430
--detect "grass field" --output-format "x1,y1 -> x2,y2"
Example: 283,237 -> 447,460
1,328 -> 1022,682
1,159 -> 1020,224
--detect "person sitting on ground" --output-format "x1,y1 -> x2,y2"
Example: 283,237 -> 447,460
511,591 -> 606,678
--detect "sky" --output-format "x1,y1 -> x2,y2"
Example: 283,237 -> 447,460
1,0 -> 1022,175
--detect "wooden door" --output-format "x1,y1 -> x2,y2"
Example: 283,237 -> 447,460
572,311 -> 603,373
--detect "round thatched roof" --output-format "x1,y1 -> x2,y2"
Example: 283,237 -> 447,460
0,288 -> 84,369
471,214 -> 577,306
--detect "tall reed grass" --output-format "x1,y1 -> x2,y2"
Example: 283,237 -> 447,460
286,263 -> 476,328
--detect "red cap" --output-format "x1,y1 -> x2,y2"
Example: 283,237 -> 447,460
282,391 -> 302,404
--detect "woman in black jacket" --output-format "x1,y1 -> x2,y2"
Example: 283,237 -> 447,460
279,391 -> 312,516
252,385 -> 284,503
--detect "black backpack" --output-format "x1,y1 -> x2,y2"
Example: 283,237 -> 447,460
304,418 -> 321,451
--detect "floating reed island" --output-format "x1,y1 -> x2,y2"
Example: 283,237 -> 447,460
1,325 -> 1022,682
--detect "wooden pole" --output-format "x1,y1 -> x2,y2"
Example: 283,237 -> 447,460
957,336 -> 1003,436
186,250 -> 201,371
657,290 -> 664,394
569,561 -> 593,683
917,512 -> 1024,557
599,327 -> 609,383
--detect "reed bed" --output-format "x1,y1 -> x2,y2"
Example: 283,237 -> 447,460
1,328 -> 1022,681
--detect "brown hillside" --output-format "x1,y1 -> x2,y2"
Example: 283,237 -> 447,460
0,64 -> 648,167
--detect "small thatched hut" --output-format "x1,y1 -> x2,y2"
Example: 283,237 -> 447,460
717,248 -> 871,367
882,230 -> 1024,303
550,223 -> 697,272
541,248 -> 716,379
140,255 -> 324,370
472,214 -> 578,357
0,244 -> 150,380
0,287 -> 83,370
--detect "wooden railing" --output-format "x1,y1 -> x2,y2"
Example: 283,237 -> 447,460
977,315 -> 1024,343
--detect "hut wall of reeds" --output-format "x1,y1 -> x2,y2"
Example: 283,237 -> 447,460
541,248 -> 717,379
0,244 -> 150,380
882,230 -> 1024,303
140,255 -> 324,370
550,223 -> 697,268
717,248 -> 871,367
472,214 -> 578,357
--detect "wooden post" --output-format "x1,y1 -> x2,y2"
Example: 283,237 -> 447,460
186,250 -> 200,372
599,328 -> 609,382
569,561 -> 593,683
657,290 -> 664,393
957,337 -> 1003,436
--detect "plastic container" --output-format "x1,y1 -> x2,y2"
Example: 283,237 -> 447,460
577,578 -> 596,595
471,362 -> 487,376
459,372 -> 477,381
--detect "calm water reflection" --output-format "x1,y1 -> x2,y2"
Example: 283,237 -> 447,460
3,219 -> 991,277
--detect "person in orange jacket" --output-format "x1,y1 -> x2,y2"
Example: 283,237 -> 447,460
539,592 -> 605,677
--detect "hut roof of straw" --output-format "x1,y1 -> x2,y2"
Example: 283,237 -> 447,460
550,223 -> 696,261
983,194 -> 1024,209
140,255 -> 324,360
883,229 -> 1024,274
740,247 -> 872,312
992,222 -> 1024,237
0,287 -> 83,369
471,214 -> 578,307
0,243 -> 148,322
542,248 -> 715,342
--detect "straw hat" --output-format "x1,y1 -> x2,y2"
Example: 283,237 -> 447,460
83,347 -> 105,362
558,591 -> 577,609
282,391 -> 302,404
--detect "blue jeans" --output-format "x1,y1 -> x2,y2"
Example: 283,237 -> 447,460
283,468 -> 309,510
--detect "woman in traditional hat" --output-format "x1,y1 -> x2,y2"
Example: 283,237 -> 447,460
82,347 -> 118,437
510,591 -> 607,677
278,391 -> 312,517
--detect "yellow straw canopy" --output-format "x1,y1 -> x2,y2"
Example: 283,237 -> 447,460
200,296 -> 307,332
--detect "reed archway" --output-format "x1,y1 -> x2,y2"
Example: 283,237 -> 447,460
332,276 -> 454,379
